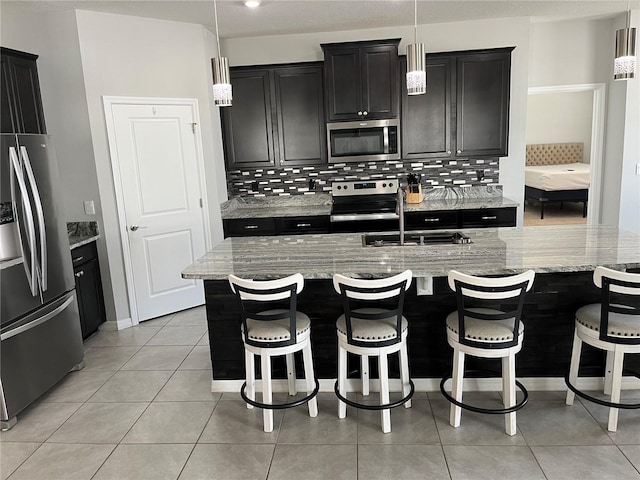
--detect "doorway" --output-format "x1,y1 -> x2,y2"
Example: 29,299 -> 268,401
103,97 -> 211,324
525,84 -> 606,226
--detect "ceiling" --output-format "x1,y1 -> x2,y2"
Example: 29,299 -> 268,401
3,0 -> 639,39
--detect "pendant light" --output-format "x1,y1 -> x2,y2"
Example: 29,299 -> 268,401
212,0 -> 232,106
614,0 -> 637,80
406,0 -> 426,95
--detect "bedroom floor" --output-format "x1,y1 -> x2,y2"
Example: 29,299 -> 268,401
524,200 -> 588,226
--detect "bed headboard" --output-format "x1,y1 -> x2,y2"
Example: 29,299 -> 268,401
526,143 -> 584,166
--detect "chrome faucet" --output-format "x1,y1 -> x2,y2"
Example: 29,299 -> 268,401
396,187 -> 405,246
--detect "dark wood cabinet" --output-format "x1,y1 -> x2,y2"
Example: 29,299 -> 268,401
221,63 -> 325,169
400,47 -> 513,160
456,50 -> 512,157
72,242 -> 106,340
401,56 -> 453,159
322,39 -> 400,122
460,207 -> 516,228
1,47 -> 46,134
223,215 -> 330,238
405,210 -> 459,230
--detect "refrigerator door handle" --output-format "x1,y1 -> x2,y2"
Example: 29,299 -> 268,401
0,294 -> 74,341
20,146 -> 47,292
9,147 -> 38,297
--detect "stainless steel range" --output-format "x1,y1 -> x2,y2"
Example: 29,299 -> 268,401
330,178 -> 400,233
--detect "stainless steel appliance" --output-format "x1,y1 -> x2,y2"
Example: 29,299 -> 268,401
0,134 -> 84,431
327,119 -> 400,163
330,178 -> 400,233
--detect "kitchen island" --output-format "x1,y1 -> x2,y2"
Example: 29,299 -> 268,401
182,225 -> 640,390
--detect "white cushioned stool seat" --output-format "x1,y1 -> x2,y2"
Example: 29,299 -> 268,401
336,308 -> 408,342
446,308 -> 523,343
575,304 -> 640,338
244,310 -> 311,342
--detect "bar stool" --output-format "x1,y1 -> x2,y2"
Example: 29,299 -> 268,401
440,269 -> 535,436
333,270 -> 414,433
228,273 -> 319,433
565,266 -> 640,432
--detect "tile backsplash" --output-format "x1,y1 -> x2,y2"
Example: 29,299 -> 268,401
226,158 -> 499,198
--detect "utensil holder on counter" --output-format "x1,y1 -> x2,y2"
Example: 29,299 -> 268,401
406,184 -> 423,203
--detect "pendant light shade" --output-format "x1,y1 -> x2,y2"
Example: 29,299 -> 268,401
212,0 -> 232,106
406,0 -> 426,95
614,26 -> 637,80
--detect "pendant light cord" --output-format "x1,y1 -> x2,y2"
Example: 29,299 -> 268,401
414,0 -> 418,44
214,0 -> 222,58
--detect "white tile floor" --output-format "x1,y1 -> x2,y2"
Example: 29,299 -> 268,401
1,305 -> 639,479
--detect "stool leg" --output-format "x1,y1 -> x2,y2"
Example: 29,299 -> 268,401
400,342 -> 411,409
261,354 -> 273,433
338,345 -> 348,419
379,353 -> 391,433
286,353 -> 297,396
302,342 -> 318,418
245,349 -> 255,409
361,355 -> 370,397
566,330 -> 582,406
607,348 -> 625,432
503,354 -> 517,436
604,351 -> 614,395
450,349 -> 465,428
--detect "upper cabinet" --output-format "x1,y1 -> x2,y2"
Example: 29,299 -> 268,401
1,47 -> 47,134
401,47 -> 513,160
221,63 -> 325,169
322,39 -> 400,122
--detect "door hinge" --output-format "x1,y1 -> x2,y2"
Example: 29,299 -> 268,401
199,198 -> 203,208
191,122 -> 197,134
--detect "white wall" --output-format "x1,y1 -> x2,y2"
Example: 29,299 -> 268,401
526,91 -> 593,162
224,17 -> 532,226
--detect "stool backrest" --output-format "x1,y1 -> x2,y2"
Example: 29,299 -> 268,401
593,266 -> 640,345
333,270 -> 412,347
228,273 -> 304,348
448,270 -> 535,349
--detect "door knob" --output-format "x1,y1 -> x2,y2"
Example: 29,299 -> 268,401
358,111 -> 363,116
129,225 -> 147,231
363,111 -> 368,116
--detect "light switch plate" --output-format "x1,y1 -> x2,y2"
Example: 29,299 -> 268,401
636,163 -> 640,175
83,200 -> 95,215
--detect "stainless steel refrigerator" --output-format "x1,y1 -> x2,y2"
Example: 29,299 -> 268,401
0,133 -> 84,430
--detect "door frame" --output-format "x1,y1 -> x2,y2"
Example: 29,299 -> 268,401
103,96 -> 212,326
527,83 -> 606,225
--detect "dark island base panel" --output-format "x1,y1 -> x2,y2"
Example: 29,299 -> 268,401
204,272 -> 640,381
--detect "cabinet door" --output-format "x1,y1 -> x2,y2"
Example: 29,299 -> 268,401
1,55 -> 17,134
274,65 -> 326,166
361,45 -> 398,120
8,54 -> 46,134
401,56 -> 453,159
74,258 -> 106,340
223,218 -> 277,237
456,51 -> 511,157
323,47 -> 361,121
221,69 -> 276,168
460,207 -> 515,228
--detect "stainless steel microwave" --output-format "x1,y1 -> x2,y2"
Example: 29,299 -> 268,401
327,119 -> 400,163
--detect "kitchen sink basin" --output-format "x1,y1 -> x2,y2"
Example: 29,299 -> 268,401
362,231 -> 472,247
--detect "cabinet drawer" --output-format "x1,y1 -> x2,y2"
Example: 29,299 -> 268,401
460,208 -> 516,228
223,218 -> 277,237
277,216 -> 330,235
405,211 -> 459,230
71,241 -> 98,266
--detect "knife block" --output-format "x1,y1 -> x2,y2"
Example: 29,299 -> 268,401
406,184 -> 423,203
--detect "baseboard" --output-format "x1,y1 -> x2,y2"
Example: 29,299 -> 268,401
99,318 -> 133,331
211,376 -> 640,394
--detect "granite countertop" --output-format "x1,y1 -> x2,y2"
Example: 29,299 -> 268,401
220,186 -> 518,219
182,225 -> 640,280
67,221 -> 100,249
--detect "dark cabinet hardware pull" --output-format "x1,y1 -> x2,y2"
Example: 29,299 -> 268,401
75,271 -> 84,278
73,256 -> 84,263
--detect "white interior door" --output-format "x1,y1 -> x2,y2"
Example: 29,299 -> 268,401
109,102 -> 206,322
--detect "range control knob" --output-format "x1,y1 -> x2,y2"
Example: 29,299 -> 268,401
382,183 -> 387,187
337,185 -> 342,190
389,182 -> 394,188
344,185 -> 348,190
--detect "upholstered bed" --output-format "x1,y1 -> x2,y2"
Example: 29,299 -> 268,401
525,143 -> 590,219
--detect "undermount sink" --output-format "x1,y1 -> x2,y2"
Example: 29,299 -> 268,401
362,231 -> 472,247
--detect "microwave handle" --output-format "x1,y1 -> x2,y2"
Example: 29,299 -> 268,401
383,127 -> 389,152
